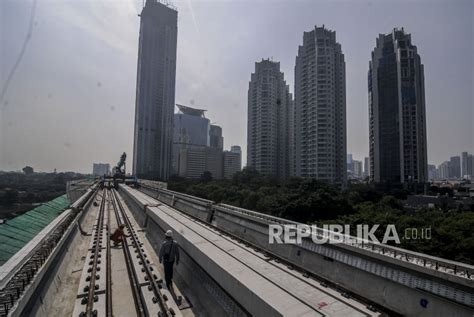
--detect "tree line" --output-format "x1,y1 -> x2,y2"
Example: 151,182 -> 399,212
168,168 -> 474,264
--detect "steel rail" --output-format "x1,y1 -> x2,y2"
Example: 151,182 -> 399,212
109,189 -> 147,317
84,189 -> 107,317
111,189 -> 170,317
105,193 -> 113,317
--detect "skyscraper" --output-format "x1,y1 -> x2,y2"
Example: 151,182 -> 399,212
209,125 -> 224,150
368,28 -> 427,184
469,155 -> 474,179
223,146 -> 242,179
172,104 -> 210,175
461,152 -> 469,178
449,156 -> 461,179
347,154 -> 353,173
133,0 -> 178,180
231,145 -> 242,155
174,104 -> 210,146
461,151 -> 474,179
353,160 -> 363,179
294,26 -> 346,186
438,161 -> 450,179
247,59 -> 293,181
461,152 -> 474,179
364,157 -> 370,178
427,164 -> 437,180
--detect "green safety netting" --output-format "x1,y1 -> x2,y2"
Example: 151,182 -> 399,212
0,194 -> 70,266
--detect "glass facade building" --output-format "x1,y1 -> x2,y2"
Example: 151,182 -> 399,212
369,28 -> 427,184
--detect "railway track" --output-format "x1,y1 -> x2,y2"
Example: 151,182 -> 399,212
73,189 -> 110,317
73,188 -> 180,317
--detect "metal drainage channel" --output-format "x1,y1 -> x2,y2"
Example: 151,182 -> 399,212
0,189 -> 97,317
74,189 -> 110,317
110,188 -> 174,317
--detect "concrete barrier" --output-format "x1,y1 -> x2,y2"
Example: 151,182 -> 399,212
121,185 -> 351,317
211,204 -> 474,316
136,186 -> 474,317
4,187 -> 97,316
140,186 -> 212,222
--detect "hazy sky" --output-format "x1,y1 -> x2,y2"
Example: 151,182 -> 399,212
1,0 -> 473,173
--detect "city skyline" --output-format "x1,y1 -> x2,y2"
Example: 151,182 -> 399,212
1,0 -> 472,173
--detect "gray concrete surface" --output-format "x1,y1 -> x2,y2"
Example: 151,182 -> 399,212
19,191 -> 100,316
108,198 -> 137,317
121,185 -> 378,317
211,204 -> 474,317
138,184 -> 474,317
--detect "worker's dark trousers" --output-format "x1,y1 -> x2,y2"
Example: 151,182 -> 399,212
163,261 -> 174,288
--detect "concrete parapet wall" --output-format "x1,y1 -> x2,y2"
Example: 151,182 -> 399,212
140,186 -> 212,222
25,225 -> 82,317
136,184 -> 474,317
212,206 -> 473,317
8,188 -> 97,316
0,187 -> 96,290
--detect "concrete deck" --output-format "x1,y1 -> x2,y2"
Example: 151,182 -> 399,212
108,198 -> 137,317
138,184 -> 474,317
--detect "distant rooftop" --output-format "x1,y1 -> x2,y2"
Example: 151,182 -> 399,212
176,104 -> 207,117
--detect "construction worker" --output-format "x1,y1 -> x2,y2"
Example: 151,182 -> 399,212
159,230 -> 180,289
110,224 -> 129,246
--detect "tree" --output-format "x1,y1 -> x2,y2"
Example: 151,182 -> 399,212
200,171 -> 213,182
22,166 -> 34,175
232,167 -> 260,184
2,189 -> 18,206
166,173 -> 474,264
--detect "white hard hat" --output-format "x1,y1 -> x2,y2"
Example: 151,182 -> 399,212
165,230 -> 173,237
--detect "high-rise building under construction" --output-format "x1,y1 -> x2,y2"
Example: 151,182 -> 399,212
133,0 -> 178,180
